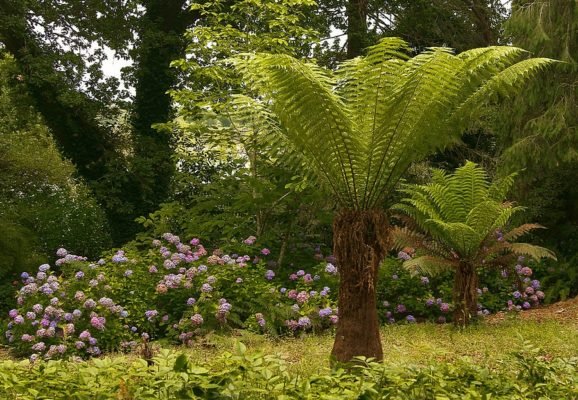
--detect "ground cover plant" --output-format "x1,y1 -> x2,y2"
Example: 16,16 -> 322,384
1,321 -> 578,399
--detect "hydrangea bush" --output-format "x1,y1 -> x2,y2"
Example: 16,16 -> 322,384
6,250 -> 136,361
6,234 -> 340,359
377,254 -> 547,323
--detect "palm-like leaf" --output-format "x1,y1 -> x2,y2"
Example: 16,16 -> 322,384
229,39 -> 554,210
393,161 -> 556,275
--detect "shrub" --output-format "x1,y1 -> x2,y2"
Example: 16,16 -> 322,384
376,255 -> 547,323
0,342 -> 576,399
5,250 -> 136,360
5,234 -> 340,359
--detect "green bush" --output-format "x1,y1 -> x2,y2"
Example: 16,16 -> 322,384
0,342 -> 576,399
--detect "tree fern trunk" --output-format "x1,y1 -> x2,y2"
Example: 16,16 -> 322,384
331,209 -> 389,363
453,262 -> 479,327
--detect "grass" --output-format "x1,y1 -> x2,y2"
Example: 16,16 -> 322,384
2,315 -> 576,377
174,316 -> 578,375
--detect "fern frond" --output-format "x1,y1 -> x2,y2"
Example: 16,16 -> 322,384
230,53 -> 361,207
403,255 -> 457,276
509,243 -> 557,261
503,223 -> 545,241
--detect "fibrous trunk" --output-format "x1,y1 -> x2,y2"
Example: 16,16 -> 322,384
453,262 -> 479,327
331,209 -> 389,363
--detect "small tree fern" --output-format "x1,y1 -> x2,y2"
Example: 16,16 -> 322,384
228,38 -> 553,361
391,161 -> 555,326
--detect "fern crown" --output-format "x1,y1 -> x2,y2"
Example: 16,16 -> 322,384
391,161 -> 555,275
229,38 -> 554,210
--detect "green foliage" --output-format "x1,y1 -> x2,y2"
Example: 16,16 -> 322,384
229,39 -> 554,210
497,0 -> 578,175
159,0 -> 332,259
0,343 -> 577,399
0,56 -> 111,312
376,257 -> 453,324
391,162 -> 554,275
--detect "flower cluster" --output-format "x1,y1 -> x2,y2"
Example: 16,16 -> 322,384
7,249 -> 135,360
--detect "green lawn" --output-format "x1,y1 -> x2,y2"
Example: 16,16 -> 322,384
177,317 -> 578,375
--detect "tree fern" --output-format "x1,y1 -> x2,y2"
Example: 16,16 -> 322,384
392,161 -> 555,326
227,39 -> 554,356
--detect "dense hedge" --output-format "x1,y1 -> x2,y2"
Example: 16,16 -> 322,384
0,342 -> 576,399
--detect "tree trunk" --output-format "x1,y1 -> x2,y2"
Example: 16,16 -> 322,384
331,209 -> 389,363
452,262 -> 479,327
127,0 -> 191,243
346,0 -> 368,58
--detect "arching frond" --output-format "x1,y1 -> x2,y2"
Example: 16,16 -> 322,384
509,243 -> 557,261
229,39 -> 554,210
403,255 -> 458,276
230,53 -> 360,207
503,223 -> 545,241
488,172 -> 517,200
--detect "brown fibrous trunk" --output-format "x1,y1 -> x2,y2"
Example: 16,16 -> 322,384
331,209 -> 389,363
452,262 -> 479,327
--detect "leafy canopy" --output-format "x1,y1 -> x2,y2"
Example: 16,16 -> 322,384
391,161 -> 555,275
230,38 -> 554,210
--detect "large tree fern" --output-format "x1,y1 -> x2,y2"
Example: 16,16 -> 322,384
229,38 -> 553,361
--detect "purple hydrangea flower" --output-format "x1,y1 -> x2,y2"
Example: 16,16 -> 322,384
79,330 -> 91,341
75,271 -> 84,279
39,264 -> 50,272
145,310 -> 158,320
201,283 -> 213,293
32,342 -> 46,351
190,314 -> 204,325
261,248 -> 270,256
297,316 -> 311,328
187,298 -> 196,306
56,248 -> 68,257
440,303 -> 450,313
90,316 -> 106,330
406,315 -> 416,323
396,304 -> 406,313
319,307 -> 332,318
265,270 -> 275,280
84,299 -> 96,309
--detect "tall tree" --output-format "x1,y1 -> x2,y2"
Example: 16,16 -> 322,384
0,0 -> 193,243
499,0 -> 578,167
495,0 -> 578,257
230,39 -> 552,361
